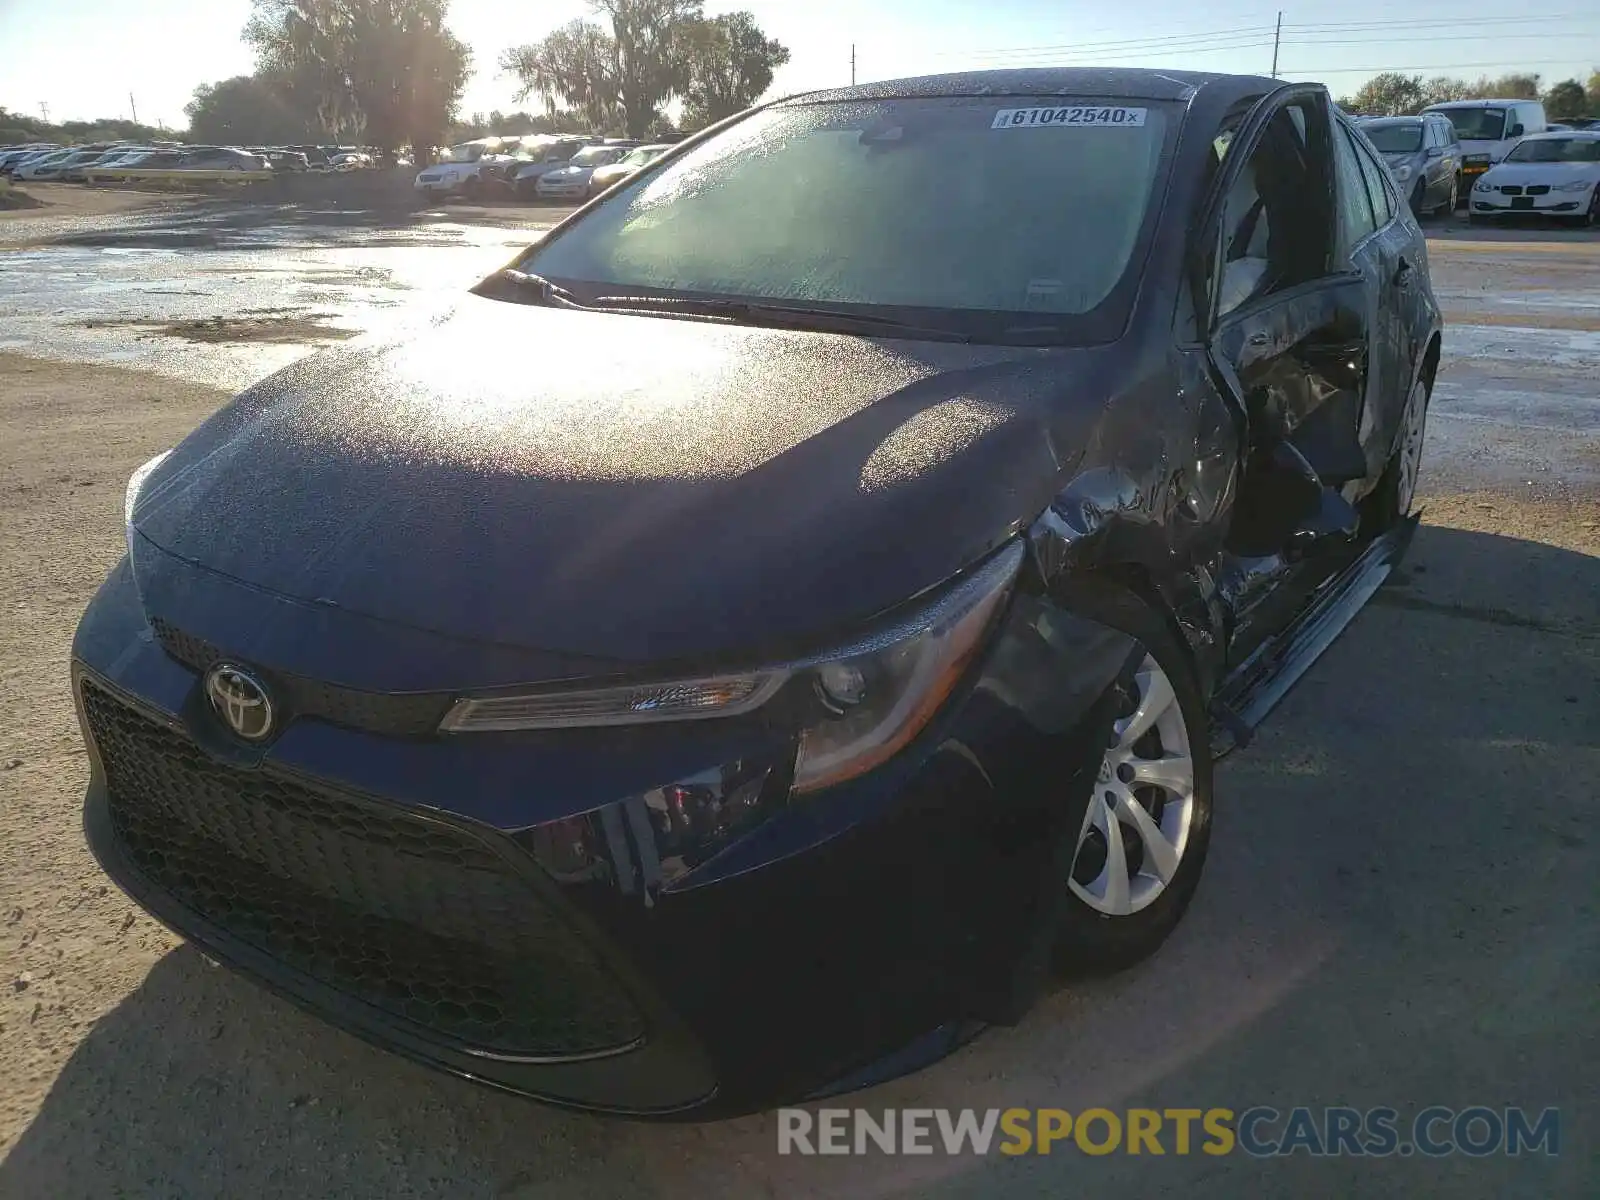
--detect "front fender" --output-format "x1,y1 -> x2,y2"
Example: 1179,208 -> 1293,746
1025,352 -> 1238,695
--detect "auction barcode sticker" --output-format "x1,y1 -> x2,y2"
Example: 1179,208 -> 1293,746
991,106 -> 1148,129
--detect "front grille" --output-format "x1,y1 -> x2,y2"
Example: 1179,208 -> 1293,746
1499,185 -> 1524,196
1526,185 -> 1550,196
82,681 -> 645,1058
150,618 -> 451,738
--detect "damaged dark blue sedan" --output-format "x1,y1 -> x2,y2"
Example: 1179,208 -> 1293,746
74,68 -> 1439,1117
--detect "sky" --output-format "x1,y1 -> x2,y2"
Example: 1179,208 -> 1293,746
1,0 -> 1596,130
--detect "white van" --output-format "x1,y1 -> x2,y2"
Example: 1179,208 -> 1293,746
1421,99 -> 1547,191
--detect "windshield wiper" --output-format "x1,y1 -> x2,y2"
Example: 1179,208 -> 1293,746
587,294 -> 972,342
490,268 -> 588,310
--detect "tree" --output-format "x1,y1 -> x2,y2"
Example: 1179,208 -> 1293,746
1419,76 -> 1472,109
680,11 -> 789,129
502,18 -> 622,132
501,0 -> 704,139
1481,73 -> 1540,100
186,76 -> 318,144
0,106 -> 174,146
1349,72 -> 1424,116
246,0 -> 471,156
1588,69 -> 1600,112
1544,79 -> 1588,120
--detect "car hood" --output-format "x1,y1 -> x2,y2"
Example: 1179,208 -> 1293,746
1481,161 -> 1600,187
131,298 -> 1128,668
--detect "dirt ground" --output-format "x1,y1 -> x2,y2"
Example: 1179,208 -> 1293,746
0,182 -> 185,222
0,345 -> 1595,1197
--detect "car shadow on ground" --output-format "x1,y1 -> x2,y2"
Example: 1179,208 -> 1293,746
2,524 -> 1595,1200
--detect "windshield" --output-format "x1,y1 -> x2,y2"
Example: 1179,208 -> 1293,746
1505,137 -> 1600,163
439,143 -> 488,163
1438,108 -> 1506,141
570,147 -> 621,167
1365,124 -> 1422,154
618,147 -> 660,168
522,96 -> 1173,343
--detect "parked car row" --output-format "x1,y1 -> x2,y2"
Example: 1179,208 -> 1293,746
0,140 -> 388,183
1352,98 -> 1600,226
413,134 -> 676,203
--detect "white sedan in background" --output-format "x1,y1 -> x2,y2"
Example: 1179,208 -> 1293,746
534,145 -> 630,201
1470,131 -> 1600,226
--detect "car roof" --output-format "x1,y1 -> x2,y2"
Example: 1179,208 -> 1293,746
1424,98 -> 1532,109
786,66 -> 1281,106
1363,116 -> 1428,126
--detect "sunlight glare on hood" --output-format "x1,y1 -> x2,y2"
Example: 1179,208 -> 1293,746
858,397 -> 1014,492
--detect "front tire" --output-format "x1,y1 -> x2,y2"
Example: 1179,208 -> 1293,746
1050,582 -> 1214,975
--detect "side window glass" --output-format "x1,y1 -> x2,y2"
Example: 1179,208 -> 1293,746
1333,123 -> 1378,254
1212,97 -> 1336,319
1351,131 -> 1396,226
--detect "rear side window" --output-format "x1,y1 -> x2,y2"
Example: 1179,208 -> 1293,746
1349,130 -> 1397,226
1333,122 -> 1378,253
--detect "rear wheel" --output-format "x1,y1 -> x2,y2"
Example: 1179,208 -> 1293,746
1363,373 -> 1430,532
1051,584 -> 1214,975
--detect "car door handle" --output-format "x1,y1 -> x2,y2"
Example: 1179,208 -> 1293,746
1393,258 -> 1415,288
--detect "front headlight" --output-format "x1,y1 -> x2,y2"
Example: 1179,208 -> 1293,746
1473,178 -> 1494,192
1393,163 -> 1413,181
788,540 -> 1024,792
1554,179 -> 1595,192
442,541 -> 1026,792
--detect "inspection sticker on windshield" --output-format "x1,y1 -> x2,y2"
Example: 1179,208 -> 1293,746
991,106 -> 1147,129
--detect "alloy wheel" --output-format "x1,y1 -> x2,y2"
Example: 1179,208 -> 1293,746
1069,654 -> 1196,917
1395,377 -> 1429,515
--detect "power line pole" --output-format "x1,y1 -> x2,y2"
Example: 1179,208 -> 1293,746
851,44 -> 856,86
129,93 -> 139,124
1270,11 -> 1283,78
39,101 -> 50,123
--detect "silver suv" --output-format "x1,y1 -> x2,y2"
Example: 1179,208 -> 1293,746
1358,114 -> 1463,216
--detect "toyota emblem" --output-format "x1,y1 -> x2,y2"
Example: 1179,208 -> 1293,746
204,664 -> 275,741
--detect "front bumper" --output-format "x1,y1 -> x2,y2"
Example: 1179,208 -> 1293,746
73,553 -> 1128,1116
536,182 -> 588,198
1471,194 -> 1587,215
